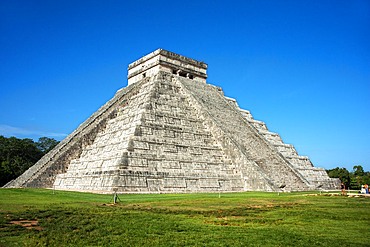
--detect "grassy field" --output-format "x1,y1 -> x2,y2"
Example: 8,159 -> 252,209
0,189 -> 369,247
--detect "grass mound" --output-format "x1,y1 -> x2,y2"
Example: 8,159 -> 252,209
0,189 -> 368,246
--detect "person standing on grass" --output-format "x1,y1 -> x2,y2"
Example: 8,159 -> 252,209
365,184 -> 369,194
341,183 -> 346,196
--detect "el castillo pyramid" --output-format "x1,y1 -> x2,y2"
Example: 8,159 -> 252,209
5,49 -> 339,193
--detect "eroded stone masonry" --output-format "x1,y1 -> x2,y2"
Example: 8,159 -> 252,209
5,49 -> 340,193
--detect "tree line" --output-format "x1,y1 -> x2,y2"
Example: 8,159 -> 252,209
0,136 -> 59,187
326,165 -> 370,190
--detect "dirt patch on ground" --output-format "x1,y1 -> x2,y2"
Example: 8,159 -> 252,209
10,220 -> 42,231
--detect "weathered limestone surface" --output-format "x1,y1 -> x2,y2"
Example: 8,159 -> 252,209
5,80 -> 146,189
178,76 -> 311,191
235,101 -> 339,189
5,49 -> 339,192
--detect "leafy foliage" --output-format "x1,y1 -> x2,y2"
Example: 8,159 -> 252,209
0,136 -> 59,187
353,165 -> 365,176
36,137 -> 60,154
327,165 -> 370,190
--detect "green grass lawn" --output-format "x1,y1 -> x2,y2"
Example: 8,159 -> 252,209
0,189 -> 368,247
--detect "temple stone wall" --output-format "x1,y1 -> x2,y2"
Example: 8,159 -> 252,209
178,75 -> 311,191
53,73 -> 247,193
54,78 -> 153,191
226,96 -> 339,189
117,73 -> 244,192
6,80 -> 147,189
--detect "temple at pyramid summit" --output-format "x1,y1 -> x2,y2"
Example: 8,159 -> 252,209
5,49 -> 340,193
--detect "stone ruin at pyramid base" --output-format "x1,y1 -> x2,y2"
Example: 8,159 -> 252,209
5,49 -> 340,193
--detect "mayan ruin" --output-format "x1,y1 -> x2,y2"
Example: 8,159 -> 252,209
5,49 -> 339,193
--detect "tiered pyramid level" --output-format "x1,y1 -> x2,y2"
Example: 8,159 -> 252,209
5,49 -> 339,192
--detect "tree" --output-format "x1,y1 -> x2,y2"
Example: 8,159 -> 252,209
327,167 -> 351,188
0,136 -> 60,186
353,165 -> 365,177
36,137 -> 59,154
0,136 -> 43,186
351,165 -> 367,190
327,165 -> 370,190
363,172 -> 370,185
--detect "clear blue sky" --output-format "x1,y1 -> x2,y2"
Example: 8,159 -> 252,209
1,0 -> 369,172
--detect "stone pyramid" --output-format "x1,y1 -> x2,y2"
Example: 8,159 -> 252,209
5,49 -> 339,193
